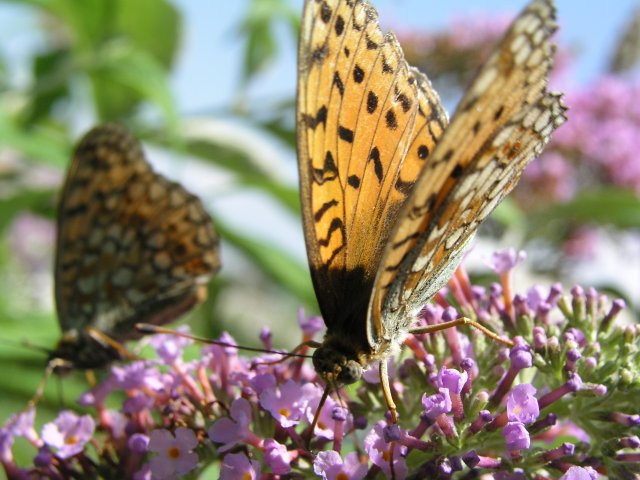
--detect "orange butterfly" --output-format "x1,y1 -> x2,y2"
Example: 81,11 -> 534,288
52,124 -> 220,370
297,0 -> 566,421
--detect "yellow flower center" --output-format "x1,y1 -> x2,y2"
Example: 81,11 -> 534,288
65,436 -> 79,445
317,421 -> 327,430
278,408 -> 291,418
336,473 -> 349,480
167,447 -> 181,459
242,474 -> 252,480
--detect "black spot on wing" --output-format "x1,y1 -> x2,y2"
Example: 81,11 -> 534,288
451,164 -> 463,179
367,91 -> 378,114
314,199 -> 339,222
353,65 -> 364,83
366,35 -> 379,50
302,105 -> 328,130
318,217 -> 346,264
348,175 -> 360,189
64,204 -> 88,217
338,126 -> 354,143
369,147 -> 383,182
381,55 -> 393,74
320,1 -> 332,23
333,72 -> 345,96
395,177 -> 413,196
391,230 -> 420,249
385,109 -> 398,130
312,150 -> 339,184
396,90 -> 412,113
335,15 -> 345,36
409,193 -> 437,219
417,145 -> 429,159
311,45 -> 328,63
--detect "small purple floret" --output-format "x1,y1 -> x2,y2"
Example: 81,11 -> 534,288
503,422 -> 530,451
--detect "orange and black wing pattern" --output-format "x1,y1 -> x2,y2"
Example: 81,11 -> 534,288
55,124 -> 220,344
297,0 -> 448,336
369,0 -> 566,346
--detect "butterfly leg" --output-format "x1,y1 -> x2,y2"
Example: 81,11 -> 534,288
380,360 -> 400,479
27,359 -> 69,408
379,359 -> 398,423
409,317 -> 514,347
307,383 -> 332,445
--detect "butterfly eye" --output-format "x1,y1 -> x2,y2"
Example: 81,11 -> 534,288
313,347 -> 338,378
337,360 -> 363,385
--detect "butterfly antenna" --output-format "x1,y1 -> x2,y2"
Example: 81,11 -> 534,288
0,337 -> 51,356
308,383 -> 331,445
135,323 -> 313,359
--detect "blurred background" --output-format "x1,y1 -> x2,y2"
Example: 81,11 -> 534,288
0,0 -> 639,448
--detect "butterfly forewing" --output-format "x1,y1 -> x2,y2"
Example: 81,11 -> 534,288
55,124 -> 220,361
369,0 -> 567,342
298,0 -> 447,332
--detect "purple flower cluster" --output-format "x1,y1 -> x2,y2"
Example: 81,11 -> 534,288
515,75 -> 640,219
550,77 -> 640,194
1,250 -> 639,478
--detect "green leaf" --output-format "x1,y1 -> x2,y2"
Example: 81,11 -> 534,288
237,0 -> 299,83
23,48 -> 73,124
41,0 -> 117,51
216,221 -> 317,310
247,97 -> 297,149
89,44 -> 178,127
529,188 -> 640,231
0,189 -> 56,233
113,0 -> 180,69
490,197 -> 526,228
164,135 -> 300,214
24,0 -> 180,65
0,113 -> 69,168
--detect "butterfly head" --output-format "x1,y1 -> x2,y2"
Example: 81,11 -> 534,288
312,341 -> 364,386
49,328 -> 127,372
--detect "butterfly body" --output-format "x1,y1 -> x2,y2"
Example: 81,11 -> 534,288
298,0 -> 566,395
52,124 -> 220,369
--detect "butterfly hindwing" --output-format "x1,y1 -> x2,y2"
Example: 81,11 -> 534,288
369,0 -> 567,344
298,0 -> 447,334
55,124 -> 220,344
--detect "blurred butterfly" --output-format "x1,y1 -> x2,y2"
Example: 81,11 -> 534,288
297,0 -> 566,421
51,124 -> 220,370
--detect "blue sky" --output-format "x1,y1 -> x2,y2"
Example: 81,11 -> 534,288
171,0 -> 639,115
1,1 -> 636,119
